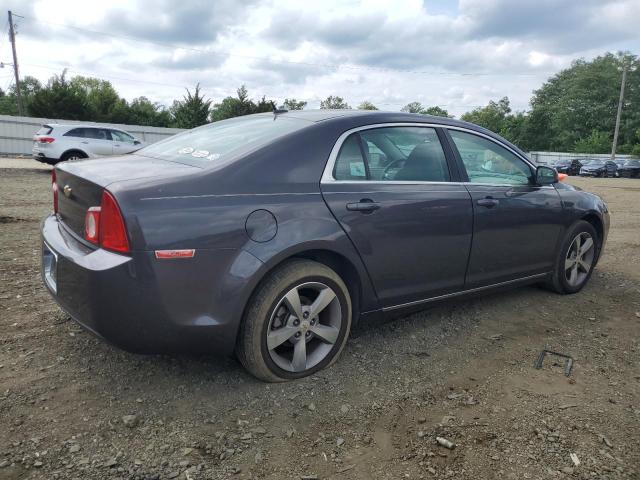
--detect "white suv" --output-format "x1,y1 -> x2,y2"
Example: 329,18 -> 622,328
32,124 -> 146,165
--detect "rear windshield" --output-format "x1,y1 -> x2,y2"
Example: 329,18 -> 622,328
136,115 -> 309,165
36,125 -> 52,135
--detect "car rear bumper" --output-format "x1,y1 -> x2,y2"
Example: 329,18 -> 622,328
41,214 -> 260,355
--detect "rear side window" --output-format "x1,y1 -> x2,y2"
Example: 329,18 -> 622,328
36,125 -> 52,135
64,128 -> 87,138
136,115 -> 309,165
333,126 -> 450,182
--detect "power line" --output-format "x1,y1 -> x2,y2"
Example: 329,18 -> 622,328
20,14 -> 555,78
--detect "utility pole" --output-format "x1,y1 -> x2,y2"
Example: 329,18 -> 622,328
611,61 -> 630,162
8,10 -> 23,116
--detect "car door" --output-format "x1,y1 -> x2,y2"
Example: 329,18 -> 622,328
446,128 -> 563,288
84,128 -> 114,156
320,125 -> 473,308
110,129 -> 140,154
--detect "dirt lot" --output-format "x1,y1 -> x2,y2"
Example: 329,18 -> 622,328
1,165 -> 639,480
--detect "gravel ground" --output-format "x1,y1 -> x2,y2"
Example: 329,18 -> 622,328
0,168 -> 639,480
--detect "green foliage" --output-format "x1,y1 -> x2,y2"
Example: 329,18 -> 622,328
401,102 -> 426,113
527,52 -> 639,152
320,96 -> 350,109
282,98 -> 307,110
461,97 -> 512,133
28,70 -> 92,120
423,106 -> 451,117
0,76 -> 42,115
210,85 -> 274,122
357,101 -> 378,110
574,130 -> 611,154
170,84 -> 212,128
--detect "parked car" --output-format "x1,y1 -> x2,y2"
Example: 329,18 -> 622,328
551,159 -> 571,174
618,159 -> 640,178
41,111 -> 609,381
579,160 -> 618,177
32,124 -> 145,165
566,158 -> 596,176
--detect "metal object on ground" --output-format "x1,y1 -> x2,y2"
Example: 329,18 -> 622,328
534,349 -> 574,376
436,437 -> 456,449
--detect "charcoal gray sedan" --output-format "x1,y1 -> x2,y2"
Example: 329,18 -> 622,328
41,110 -> 609,381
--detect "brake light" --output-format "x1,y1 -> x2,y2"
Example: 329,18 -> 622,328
36,136 -> 55,143
83,191 -> 130,254
52,169 -> 58,213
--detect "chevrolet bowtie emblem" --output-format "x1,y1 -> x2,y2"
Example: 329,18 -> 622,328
63,185 -> 72,198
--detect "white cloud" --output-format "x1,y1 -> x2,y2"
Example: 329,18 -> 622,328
6,0 -> 639,117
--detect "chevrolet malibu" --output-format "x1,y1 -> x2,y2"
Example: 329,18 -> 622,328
41,110 -> 609,381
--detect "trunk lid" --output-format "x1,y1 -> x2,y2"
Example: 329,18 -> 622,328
55,155 -> 199,238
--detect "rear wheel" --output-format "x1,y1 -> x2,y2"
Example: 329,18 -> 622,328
545,220 -> 598,294
60,151 -> 87,162
237,259 -> 352,382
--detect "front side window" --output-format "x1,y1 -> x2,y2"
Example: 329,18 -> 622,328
449,130 -> 531,185
333,126 -> 450,182
111,130 -> 135,143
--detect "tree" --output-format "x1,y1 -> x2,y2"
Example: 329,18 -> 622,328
128,97 -> 171,127
461,97 -> 512,134
170,84 -> 212,128
357,101 -> 378,110
283,98 -> 307,110
574,130 -> 611,153
423,106 -> 451,117
28,70 -> 91,120
528,52 -> 640,152
320,95 -> 350,109
209,85 -> 273,122
70,77 -> 122,122
0,76 -> 42,115
401,101 -> 426,114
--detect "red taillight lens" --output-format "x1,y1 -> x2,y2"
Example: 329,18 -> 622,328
82,190 -> 130,254
84,207 -> 101,244
52,169 -> 58,213
99,191 -> 130,253
37,136 -> 55,143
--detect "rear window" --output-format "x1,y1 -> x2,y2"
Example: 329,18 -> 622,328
136,115 -> 309,165
36,125 -> 52,135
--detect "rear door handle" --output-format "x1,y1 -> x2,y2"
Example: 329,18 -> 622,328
476,198 -> 499,208
81,141 -> 89,144
346,199 -> 381,212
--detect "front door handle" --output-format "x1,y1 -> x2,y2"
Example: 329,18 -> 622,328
346,199 -> 380,213
476,197 -> 499,208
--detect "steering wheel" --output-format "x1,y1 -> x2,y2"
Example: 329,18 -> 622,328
382,158 -> 406,180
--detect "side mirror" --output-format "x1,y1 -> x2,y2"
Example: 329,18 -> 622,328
134,140 -> 141,145
536,165 -> 558,185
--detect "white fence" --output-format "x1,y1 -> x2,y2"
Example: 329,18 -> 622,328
529,151 -> 635,165
0,115 -> 184,156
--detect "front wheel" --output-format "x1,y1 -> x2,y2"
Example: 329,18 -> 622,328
545,220 -> 599,294
237,259 -> 352,382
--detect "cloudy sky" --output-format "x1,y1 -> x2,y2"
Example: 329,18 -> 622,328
2,0 -> 639,116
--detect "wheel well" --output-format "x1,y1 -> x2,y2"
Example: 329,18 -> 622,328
581,213 -> 603,247
61,149 -> 87,160
293,250 -> 362,323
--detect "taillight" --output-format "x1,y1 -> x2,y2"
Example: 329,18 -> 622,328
52,169 -> 58,213
84,207 -> 101,244
83,191 -> 130,254
36,136 -> 55,143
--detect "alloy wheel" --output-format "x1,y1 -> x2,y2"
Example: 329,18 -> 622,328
565,232 -> 595,287
266,282 -> 342,373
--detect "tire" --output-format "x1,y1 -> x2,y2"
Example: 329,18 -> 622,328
545,220 -> 599,294
237,259 -> 352,382
60,151 -> 87,162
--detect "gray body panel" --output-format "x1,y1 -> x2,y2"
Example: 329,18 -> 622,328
41,110 -> 610,355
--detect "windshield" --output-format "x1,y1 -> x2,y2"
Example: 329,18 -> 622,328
137,115 -> 310,165
624,160 -> 640,166
587,161 -> 605,167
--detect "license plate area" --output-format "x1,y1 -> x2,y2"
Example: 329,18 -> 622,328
43,242 -> 58,293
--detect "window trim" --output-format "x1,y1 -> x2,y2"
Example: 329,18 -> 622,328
321,122 -> 539,187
